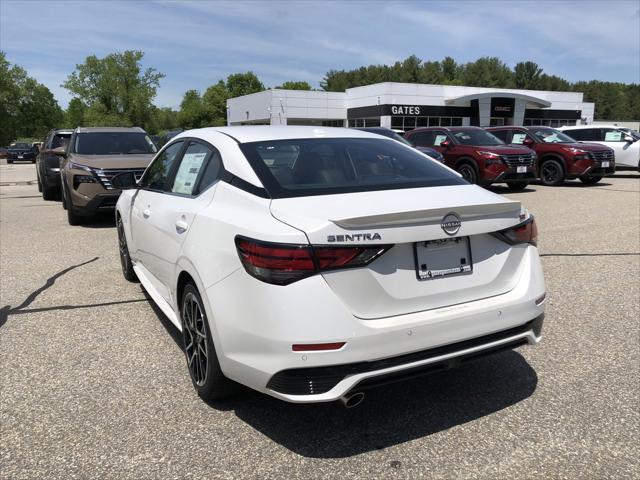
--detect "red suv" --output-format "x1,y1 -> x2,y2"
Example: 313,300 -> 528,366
486,126 -> 615,186
404,127 -> 537,191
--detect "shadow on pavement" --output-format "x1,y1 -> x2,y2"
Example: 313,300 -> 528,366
80,212 -> 116,229
0,257 -> 100,328
221,351 -> 537,458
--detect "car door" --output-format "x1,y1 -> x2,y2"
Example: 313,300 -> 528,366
131,140 -> 185,298
132,139 -> 222,303
601,128 -> 636,167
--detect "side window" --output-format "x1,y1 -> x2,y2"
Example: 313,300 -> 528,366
491,130 -> 509,142
407,131 -> 433,147
433,132 -> 449,146
143,141 -> 183,191
602,129 -> 624,142
566,129 -> 598,141
510,132 -> 529,145
170,141 -> 221,196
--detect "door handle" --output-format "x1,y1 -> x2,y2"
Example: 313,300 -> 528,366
142,209 -> 151,219
175,220 -> 189,234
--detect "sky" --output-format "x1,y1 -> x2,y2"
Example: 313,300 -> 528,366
1,0 -> 639,109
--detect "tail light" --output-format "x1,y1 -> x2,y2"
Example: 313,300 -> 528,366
492,215 -> 538,246
235,236 -> 392,285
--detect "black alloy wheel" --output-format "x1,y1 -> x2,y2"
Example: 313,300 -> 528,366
183,290 -> 209,387
181,283 -> 235,400
540,160 -> 565,186
117,216 -> 138,282
457,163 -> 478,184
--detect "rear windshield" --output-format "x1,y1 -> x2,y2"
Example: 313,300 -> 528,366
74,132 -> 157,155
451,129 -> 504,146
52,133 -> 71,149
11,143 -> 32,149
240,138 -> 465,198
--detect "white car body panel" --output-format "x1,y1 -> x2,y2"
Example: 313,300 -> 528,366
116,126 -> 546,404
560,125 -> 640,168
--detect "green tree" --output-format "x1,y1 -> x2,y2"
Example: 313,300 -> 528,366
460,57 -> 513,88
225,71 -> 264,98
202,80 -> 229,126
62,50 -> 164,130
177,89 -> 208,129
0,51 -> 63,144
64,98 -> 86,128
514,61 -> 543,90
275,81 -> 313,90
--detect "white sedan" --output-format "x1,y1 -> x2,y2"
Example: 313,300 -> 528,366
113,126 -> 546,407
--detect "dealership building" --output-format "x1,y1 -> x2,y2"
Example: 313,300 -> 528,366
226,82 -> 595,131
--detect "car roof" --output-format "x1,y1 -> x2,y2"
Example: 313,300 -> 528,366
560,124 -> 620,129
53,129 -> 74,134
75,126 -> 147,134
409,126 -> 482,133
175,126 -> 390,144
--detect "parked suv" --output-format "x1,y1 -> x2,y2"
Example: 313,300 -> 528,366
559,124 -> 638,170
6,142 -> 38,164
487,126 -> 615,185
36,128 -> 73,200
404,127 -> 536,190
356,127 -> 445,162
57,127 -> 157,225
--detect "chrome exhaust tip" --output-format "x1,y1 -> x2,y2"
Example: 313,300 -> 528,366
340,391 -> 365,408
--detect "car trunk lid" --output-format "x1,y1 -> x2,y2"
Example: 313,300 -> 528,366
270,185 -> 525,319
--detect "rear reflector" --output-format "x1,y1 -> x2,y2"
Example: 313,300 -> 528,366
492,215 -> 538,246
292,342 -> 346,352
235,236 -> 392,285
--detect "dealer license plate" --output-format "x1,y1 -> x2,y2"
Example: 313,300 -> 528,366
602,161 -> 610,168
517,166 -> 527,173
415,237 -> 472,280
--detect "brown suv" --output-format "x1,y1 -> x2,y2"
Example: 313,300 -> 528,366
57,127 -> 157,225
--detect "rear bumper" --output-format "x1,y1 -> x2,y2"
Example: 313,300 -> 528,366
267,314 -> 543,399
205,244 -> 546,403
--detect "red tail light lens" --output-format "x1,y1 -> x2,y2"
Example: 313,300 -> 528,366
235,236 -> 392,285
492,215 -> 538,246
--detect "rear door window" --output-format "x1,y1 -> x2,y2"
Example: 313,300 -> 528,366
170,141 -> 222,196
565,128 -> 600,141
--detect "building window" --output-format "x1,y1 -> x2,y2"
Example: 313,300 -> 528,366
322,120 -> 344,127
524,118 -> 576,127
348,118 -> 379,128
390,116 -> 464,131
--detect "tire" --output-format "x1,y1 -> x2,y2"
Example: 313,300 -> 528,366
579,175 -> 603,185
456,161 -> 478,184
117,215 -> 138,282
61,177 -> 68,209
540,159 -> 565,186
42,185 -> 56,200
63,186 -> 83,225
181,283 -> 235,401
37,174 -> 43,192
7,160 -> 13,164
506,181 -> 529,191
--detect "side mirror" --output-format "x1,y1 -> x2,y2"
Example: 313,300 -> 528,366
111,171 -> 140,190
52,146 -> 66,157
624,134 -> 636,143
523,137 -> 535,146
440,139 -> 452,148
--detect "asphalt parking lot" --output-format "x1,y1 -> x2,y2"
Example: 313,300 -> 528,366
1,161 -> 638,479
